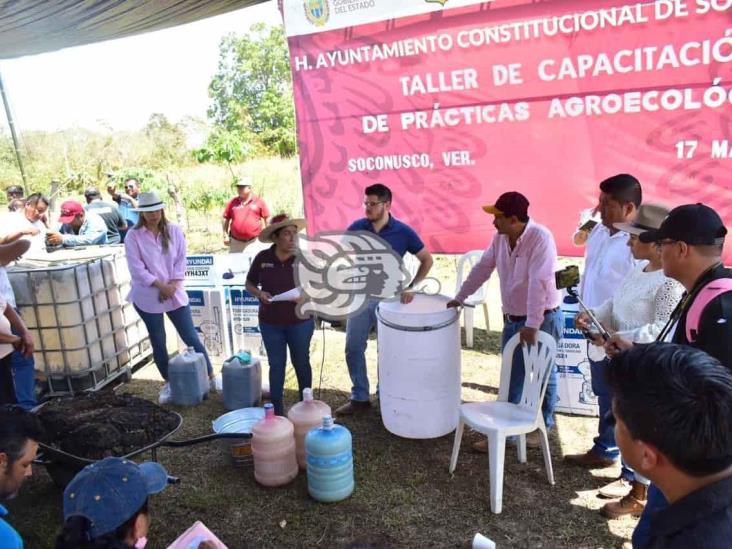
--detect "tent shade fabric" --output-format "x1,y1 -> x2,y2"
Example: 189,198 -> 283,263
0,0 -> 268,59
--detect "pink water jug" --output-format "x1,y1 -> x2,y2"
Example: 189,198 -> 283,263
251,403 -> 298,487
287,388 -> 332,469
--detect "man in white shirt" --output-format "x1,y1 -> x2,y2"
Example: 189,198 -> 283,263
565,173 -> 641,469
0,196 -> 45,409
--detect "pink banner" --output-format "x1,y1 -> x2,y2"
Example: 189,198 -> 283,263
287,0 -> 732,261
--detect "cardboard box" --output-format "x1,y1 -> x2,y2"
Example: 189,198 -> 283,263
555,299 -> 599,417
182,287 -> 232,366
225,286 -> 265,356
184,255 -> 217,286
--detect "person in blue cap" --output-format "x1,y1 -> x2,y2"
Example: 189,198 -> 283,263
54,457 -> 170,549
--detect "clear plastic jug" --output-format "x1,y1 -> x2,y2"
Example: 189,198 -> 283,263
251,403 -> 298,487
287,388 -> 332,469
169,347 -> 208,406
305,415 -> 354,502
222,350 -> 262,410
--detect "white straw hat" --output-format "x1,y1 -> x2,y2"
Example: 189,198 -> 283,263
132,191 -> 166,212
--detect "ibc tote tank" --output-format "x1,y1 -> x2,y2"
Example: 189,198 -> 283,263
377,294 -> 461,439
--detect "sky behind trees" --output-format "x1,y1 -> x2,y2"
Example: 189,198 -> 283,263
0,2 -> 281,133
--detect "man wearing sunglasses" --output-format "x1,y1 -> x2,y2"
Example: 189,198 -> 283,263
116,178 -> 141,242
336,183 -> 433,416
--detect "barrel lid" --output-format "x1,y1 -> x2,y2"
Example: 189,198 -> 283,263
377,294 -> 457,329
212,407 -> 265,434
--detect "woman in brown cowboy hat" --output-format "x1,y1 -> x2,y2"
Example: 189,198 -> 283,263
245,214 -> 312,415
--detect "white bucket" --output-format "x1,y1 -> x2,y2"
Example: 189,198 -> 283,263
377,294 -> 461,439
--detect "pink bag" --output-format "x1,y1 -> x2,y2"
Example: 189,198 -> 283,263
685,278 -> 732,343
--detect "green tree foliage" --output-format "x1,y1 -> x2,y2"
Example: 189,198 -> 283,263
193,128 -> 249,180
206,24 -> 296,158
143,113 -> 191,169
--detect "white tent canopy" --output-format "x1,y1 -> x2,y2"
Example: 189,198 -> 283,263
0,0 -> 269,59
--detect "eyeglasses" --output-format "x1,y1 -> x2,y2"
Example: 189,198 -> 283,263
363,201 -> 385,208
125,185 -> 136,190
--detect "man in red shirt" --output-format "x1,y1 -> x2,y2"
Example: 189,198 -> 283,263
222,177 -> 270,253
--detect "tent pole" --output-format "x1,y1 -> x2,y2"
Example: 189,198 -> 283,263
0,70 -> 29,193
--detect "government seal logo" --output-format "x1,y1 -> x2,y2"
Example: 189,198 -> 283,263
304,0 -> 330,26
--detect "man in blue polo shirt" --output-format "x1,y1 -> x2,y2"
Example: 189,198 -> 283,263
0,406 -> 44,548
336,183 -> 433,415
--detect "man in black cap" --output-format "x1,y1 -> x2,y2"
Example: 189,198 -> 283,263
448,191 -> 562,450
605,203 -> 732,549
607,203 -> 731,366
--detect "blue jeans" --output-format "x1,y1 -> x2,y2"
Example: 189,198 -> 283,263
260,319 -> 314,415
134,305 -> 212,380
345,300 -> 379,402
503,310 -> 562,429
11,311 -> 36,409
632,483 -> 667,548
590,357 -> 620,461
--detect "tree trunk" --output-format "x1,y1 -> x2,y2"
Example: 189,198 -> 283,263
165,174 -> 186,231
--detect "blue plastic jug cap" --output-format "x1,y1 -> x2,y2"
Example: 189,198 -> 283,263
234,350 -> 251,364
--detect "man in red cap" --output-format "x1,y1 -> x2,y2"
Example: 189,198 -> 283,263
448,191 -> 562,451
46,200 -> 108,248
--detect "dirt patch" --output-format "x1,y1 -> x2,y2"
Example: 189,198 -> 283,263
37,392 -> 180,459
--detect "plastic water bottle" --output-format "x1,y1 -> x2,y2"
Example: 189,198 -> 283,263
305,415 -> 353,502
222,350 -> 262,410
251,403 -> 298,487
287,388 -> 332,469
169,347 -> 208,406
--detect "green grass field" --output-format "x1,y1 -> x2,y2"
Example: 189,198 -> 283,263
8,251 -> 635,549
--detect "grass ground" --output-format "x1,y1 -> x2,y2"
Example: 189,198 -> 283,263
11,326 -> 636,549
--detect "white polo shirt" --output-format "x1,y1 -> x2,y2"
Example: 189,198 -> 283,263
580,223 -> 638,309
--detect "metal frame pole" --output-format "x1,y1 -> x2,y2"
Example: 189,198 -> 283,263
0,70 -> 28,193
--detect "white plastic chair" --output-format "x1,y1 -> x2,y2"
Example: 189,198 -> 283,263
449,332 -> 556,514
455,250 -> 491,347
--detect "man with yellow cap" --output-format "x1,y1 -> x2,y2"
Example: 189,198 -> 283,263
448,191 -> 562,451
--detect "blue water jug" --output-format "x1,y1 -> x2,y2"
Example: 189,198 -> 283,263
305,415 -> 354,502
169,347 -> 208,406
222,350 -> 262,410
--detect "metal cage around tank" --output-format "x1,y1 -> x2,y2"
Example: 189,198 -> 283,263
8,249 -> 153,395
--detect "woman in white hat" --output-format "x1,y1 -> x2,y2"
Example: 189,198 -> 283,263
245,214 -> 312,415
123,192 -> 213,403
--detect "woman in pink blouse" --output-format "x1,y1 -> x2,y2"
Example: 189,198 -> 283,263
124,192 -> 212,403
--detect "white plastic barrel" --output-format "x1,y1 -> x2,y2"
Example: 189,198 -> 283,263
377,294 -> 461,439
